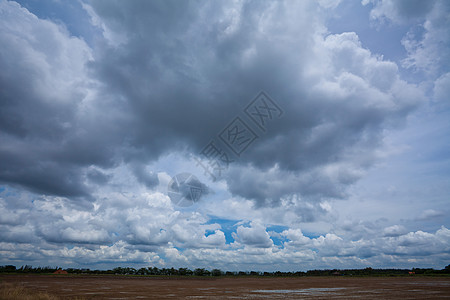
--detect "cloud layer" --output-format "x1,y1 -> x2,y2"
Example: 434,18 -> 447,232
0,0 -> 449,270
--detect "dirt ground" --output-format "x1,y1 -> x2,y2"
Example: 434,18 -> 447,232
1,274 -> 450,299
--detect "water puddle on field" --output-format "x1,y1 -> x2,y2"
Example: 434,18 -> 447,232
252,287 -> 347,295
400,281 -> 450,286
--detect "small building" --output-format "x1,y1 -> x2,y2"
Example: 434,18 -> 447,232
53,269 -> 68,274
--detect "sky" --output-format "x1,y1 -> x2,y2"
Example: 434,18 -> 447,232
0,0 -> 449,271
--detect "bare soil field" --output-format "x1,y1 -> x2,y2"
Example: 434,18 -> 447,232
1,274 -> 450,299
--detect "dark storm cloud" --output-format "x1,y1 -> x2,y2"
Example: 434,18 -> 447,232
131,163 -> 159,188
0,0 -> 423,207
1,0 -> 449,272
87,0 -> 423,205
0,0 -> 128,200
86,168 -> 112,185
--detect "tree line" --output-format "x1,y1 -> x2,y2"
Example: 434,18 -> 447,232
1,264 -> 449,276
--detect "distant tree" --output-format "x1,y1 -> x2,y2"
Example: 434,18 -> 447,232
194,268 -> 208,276
20,265 -> 33,273
137,268 -> 148,275
169,267 -> 178,275
444,264 -> 450,274
0,265 -> 16,272
162,268 -> 169,275
4,264 -> 448,276
363,267 -> 373,275
211,269 -> 223,276
147,267 -> 160,275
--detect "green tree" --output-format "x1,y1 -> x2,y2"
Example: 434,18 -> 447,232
194,268 -> 207,276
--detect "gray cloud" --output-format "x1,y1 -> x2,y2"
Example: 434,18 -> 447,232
0,0 -> 448,271
368,0 -> 450,76
86,168 -> 112,185
84,1 -> 424,208
367,0 -> 436,23
0,0 -> 424,207
131,164 -> 159,189
0,1 -> 125,200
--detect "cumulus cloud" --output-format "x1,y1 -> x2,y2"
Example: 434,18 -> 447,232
383,225 -> 407,237
433,72 -> 450,102
1,181 -> 449,269
367,0 -> 450,76
232,222 -> 273,248
0,0 -> 124,201
0,0 -> 448,270
223,30 -> 424,205
0,0 -> 424,207
365,0 -> 436,23
416,209 -> 445,221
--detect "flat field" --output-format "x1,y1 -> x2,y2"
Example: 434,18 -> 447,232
1,274 -> 450,299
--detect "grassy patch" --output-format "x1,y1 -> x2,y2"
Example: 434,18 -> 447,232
0,282 -> 86,300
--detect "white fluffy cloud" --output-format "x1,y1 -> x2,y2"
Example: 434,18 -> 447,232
1,180 -> 449,270
366,0 -> 450,76
433,72 -> 450,102
233,222 -> 273,248
365,0 -> 435,23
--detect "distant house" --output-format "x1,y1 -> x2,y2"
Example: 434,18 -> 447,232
53,269 -> 68,274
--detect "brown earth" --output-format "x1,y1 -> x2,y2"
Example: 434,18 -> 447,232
1,274 -> 450,299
